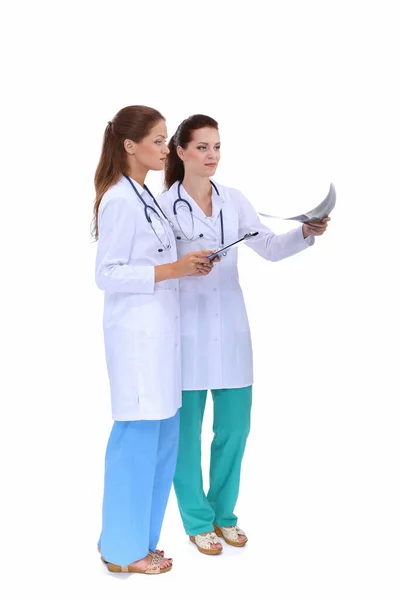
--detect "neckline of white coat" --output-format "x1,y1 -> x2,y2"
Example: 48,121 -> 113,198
122,175 -> 160,212
176,180 -> 224,226
123,175 -> 145,197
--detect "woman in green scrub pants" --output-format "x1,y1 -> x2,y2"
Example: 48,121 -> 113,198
158,114 -> 330,554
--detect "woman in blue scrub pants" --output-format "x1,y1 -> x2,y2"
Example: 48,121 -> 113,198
159,114 -> 330,555
93,106 -> 214,573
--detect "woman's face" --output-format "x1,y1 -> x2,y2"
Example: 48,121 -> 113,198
127,119 -> 170,171
178,127 -> 221,177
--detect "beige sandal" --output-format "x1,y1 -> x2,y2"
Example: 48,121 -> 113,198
214,525 -> 248,547
106,552 -> 172,574
98,545 -> 166,564
189,532 -> 223,555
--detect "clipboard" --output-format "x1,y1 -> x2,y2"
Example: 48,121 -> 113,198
207,232 -> 259,261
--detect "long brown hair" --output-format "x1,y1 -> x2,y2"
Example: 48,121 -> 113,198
92,105 -> 165,240
164,114 -> 219,190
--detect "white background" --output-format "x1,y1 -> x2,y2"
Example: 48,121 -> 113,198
1,1 -> 399,598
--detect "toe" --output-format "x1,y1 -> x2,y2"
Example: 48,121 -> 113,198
160,557 -> 172,569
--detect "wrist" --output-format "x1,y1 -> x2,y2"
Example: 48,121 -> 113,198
155,263 -> 177,283
168,262 -> 179,279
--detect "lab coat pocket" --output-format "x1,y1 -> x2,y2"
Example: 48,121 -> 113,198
136,334 -> 178,418
180,291 -> 199,336
141,291 -> 177,339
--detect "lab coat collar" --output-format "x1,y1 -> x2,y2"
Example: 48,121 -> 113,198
124,176 -> 145,196
177,180 -> 224,226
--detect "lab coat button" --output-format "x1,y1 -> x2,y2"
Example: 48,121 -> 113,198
213,288 -> 217,291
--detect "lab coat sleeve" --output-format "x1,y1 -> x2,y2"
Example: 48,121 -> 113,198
237,191 -> 314,262
95,195 -> 155,293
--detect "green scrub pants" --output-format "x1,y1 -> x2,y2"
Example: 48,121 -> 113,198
173,386 -> 252,536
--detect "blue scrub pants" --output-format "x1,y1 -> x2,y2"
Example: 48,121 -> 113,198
98,411 -> 179,566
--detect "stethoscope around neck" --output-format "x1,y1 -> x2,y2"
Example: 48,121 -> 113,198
173,181 -> 225,247
124,175 -> 173,252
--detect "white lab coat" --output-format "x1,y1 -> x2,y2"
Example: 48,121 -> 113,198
96,176 -> 181,421
158,180 -> 314,391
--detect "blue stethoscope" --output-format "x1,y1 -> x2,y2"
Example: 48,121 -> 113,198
124,175 -> 173,252
173,181 -> 225,246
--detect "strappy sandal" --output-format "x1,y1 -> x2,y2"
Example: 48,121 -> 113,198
106,552 -> 172,574
214,525 -> 248,547
189,532 -> 223,555
98,545 -> 166,564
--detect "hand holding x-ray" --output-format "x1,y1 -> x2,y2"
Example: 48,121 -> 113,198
302,215 -> 330,237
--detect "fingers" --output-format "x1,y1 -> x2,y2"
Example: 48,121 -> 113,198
190,250 -> 222,262
306,218 -> 330,236
194,249 -> 215,257
194,256 -> 211,264
308,216 -> 330,225
192,261 -> 214,276
198,263 -> 213,273
310,220 -> 329,228
208,250 -> 221,261
308,223 -> 327,232
183,250 -> 221,277
308,227 -> 327,236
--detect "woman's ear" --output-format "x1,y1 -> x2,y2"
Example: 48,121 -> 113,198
177,145 -> 185,161
124,139 -> 136,155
